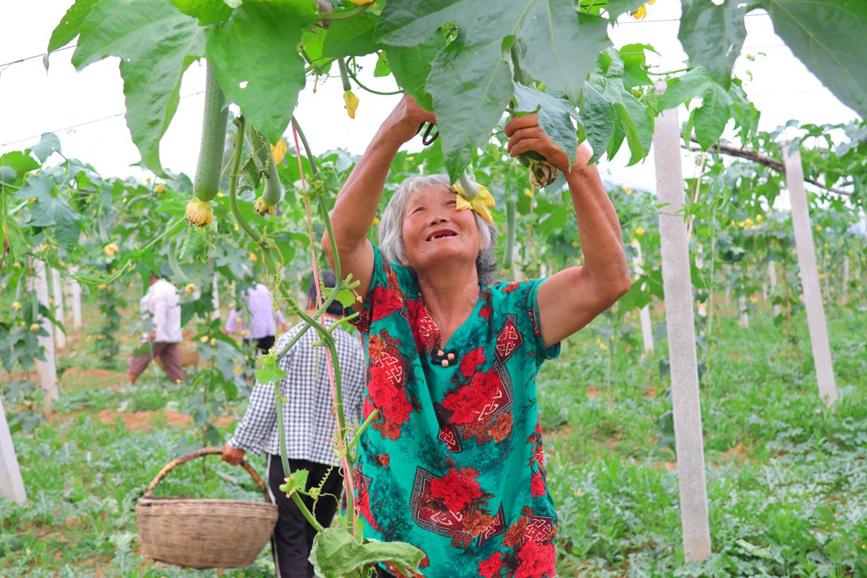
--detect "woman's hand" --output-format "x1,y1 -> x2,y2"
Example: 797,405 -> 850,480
221,444 -> 245,465
383,94 -> 437,145
504,114 -> 572,174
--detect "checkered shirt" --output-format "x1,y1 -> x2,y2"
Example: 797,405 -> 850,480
228,318 -> 366,466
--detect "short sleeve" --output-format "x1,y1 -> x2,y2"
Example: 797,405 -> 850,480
347,244 -> 416,335
493,279 -> 560,366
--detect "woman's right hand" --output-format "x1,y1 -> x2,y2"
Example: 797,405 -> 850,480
384,94 -> 436,144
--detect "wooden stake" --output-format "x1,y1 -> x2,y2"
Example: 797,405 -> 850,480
32,259 -> 58,410
52,268 -> 66,349
782,146 -> 839,406
0,397 -> 27,504
652,105 -> 712,562
738,295 -> 749,328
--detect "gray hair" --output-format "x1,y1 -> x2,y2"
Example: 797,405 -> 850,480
379,174 -> 498,285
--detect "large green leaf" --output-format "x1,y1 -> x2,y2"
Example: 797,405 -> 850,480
205,2 -> 313,143
0,151 -> 40,176
309,528 -> 425,578
384,33 -> 447,111
323,11 -> 379,58
378,0 -> 610,176
658,66 -> 716,110
579,49 -> 653,165
17,175 -> 82,250
72,0 -> 205,174
693,83 -> 732,149
678,0 -> 746,89
518,7 -> 609,103
171,0 -> 234,25
29,133 -> 62,163
47,0 -> 98,52
513,83 -> 578,167
761,0 -> 867,118
427,38 -> 513,180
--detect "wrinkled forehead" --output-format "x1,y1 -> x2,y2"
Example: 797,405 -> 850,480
405,183 -> 455,209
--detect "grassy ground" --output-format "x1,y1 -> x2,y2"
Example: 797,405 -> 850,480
1,303 -> 865,577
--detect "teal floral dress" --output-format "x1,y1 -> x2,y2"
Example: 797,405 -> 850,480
351,245 -> 561,578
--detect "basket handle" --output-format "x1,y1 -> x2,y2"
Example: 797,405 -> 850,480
143,447 -> 271,503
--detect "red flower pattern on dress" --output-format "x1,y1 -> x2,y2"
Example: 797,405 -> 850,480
503,281 -> 520,294
429,467 -> 483,513
458,347 -> 485,378
478,551 -> 504,578
441,370 -> 501,425
371,286 -> 403,321
530,472 -> 545,497
489,412 -> 513,443
406,299 -> 440,351
368,363 -> 412,426
479,304 -> 492,319
514,540 -> 556,578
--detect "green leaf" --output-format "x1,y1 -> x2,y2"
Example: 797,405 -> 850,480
606,0 -> 646,21
373,51 -> 391,77
658,67 -> 716,110
678,0 -> 746,88
323,11 -> 379,58
579,82 -> 615,163
310,528 -> 425,578
278,468 -> 309,497
72,0 -> 205,174
384,33 -> 446,111
20,176 -> 82,249
621,43 -> 654,90
29,133 -> 62,163
334,288 -> 356,308
205,2 -> 312,143
693,84 -> 732,149
0,151 -> 40,175
255,352 -> 286,384
301,27 -> 332,75
48,0 -> 98,52
0,166 -> 16,185
171,0 -> 234,25
761,0 -> 867,118
378,0 -> 613,175
428,38 -> 513,181
513,83 -> 578,168
518,8 -> 609,103
617,92 -> 653,165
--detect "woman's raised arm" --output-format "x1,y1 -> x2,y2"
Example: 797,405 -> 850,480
323,95 -> 435,300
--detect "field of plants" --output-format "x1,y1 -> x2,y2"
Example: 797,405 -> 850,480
2,0 -> 866,577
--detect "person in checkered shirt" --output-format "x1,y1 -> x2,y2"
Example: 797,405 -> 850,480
221,270 -> 366,578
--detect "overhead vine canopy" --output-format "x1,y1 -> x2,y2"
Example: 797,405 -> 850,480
46,0 -> 866,181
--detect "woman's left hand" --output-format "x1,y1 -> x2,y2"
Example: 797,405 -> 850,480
505,114 -> 571,174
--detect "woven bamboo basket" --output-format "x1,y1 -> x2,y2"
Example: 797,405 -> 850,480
136,447 -> 278,569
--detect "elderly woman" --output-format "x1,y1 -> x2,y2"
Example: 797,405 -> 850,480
324,96 -> 630,578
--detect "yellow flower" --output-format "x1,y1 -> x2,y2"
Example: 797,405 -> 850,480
631,4 -> 647,19
249,252 -> 258,262
184,283 -> 198,295
98,283 -> 108,290
233,222 -> 240,232
814,225 -> 822,233
11,301 -> 22,311
200,336 -> 209,343
271,138 -> 288,165
104,243 -> 119,257
823,242 -> 830,249
30,323 -> 41,332
452,182 -> 495,224
744,218 -> 754,228
154,183 -> 166,194
343,90 -> 359,119
622,186 -> 632,194
372,215 -> 381,225
185,198 -> 214,227
254,196 -> 276,217
210,337 -> 217,345
634,226 -> 645,237
523,188 -> 533,199
756,214 -> 764,222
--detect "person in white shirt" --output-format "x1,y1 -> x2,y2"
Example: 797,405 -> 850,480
127,274 -> 186,384
224,283 -> 287,354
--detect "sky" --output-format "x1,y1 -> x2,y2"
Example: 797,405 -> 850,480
0,1 -> 859,192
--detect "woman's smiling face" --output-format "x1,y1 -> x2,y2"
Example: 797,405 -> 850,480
401,184 -> 482,275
